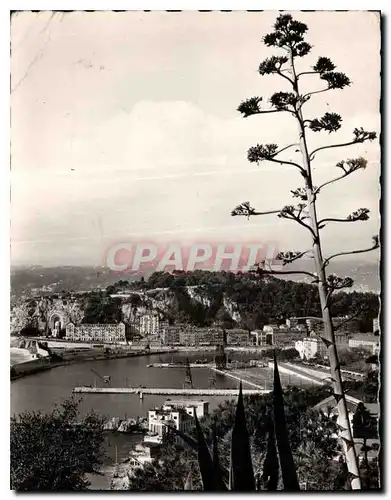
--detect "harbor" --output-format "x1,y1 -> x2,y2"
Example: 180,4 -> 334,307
147,362 -> 211,368
73,386 -> 268,396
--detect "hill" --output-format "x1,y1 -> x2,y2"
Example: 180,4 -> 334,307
10,270 -> 379,336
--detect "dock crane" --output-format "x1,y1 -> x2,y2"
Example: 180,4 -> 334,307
184,358 -> 193,389
90,368 -> 111,386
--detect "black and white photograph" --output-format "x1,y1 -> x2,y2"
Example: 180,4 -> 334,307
9,9 -> 381,491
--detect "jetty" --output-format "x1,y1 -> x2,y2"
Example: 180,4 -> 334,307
73,386 -> 269,396
147,363 -> 212,368
211,367 -> 268,390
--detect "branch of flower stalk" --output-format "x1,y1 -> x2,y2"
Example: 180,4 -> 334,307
277,69 -> 295,86
282,213 -> 316,237
302,87 -> 330,100
276,250 -> 312,265
318,217 -> 368,227
325,289 -> 333,309
315,173 -> 352,194
251,109 -> 285,116
310,139 -> 361,160
309,128 -> 376,160
231,202 -> 281,219
333,310 -> 365,332
322,237 -> 379,271
264,156 -> 305,172
255,263 -> 318,281
275,143 -> 300,155
297,70 -> 320,78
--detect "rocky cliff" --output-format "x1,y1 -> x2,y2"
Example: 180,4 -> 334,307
10,286 -> 235,336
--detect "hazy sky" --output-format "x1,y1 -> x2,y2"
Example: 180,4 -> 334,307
11,11 -> 380,266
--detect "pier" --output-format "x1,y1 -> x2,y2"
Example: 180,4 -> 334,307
147,363 -> 211,368
73,387 -> 269,396
211,367 -> 268,390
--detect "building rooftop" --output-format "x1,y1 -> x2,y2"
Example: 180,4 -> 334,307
313,395 -> 380,417
150,406 -> 191,417
141,441 -> 161,449
303,337 -> 323,343
226,329 -> 249,334
349,334 -> 379,342
164,399 -> 207,406
364,403 -> 380,418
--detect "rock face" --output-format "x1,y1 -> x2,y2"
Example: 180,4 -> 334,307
223,296 -> 241,323
117,418 -> 138,433
111,465 -> 131,490
103,417 -> 121,431
10,286 -> 240,336
186,286 -> 212,307
103,417 -> 146,433
10,296 -> 85,335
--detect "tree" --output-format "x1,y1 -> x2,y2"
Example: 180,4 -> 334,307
10,398 -> 105,491
82,291 -> 122,324
232,13 -> 379,489
126,385 -> 341,491
352,402 -> 378,487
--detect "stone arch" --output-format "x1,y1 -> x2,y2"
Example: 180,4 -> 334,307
47,310 -> 71,338
48,311 -> 66,331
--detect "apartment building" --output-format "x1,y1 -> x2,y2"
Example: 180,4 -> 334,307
147,405 -> 194,444
139,314 -> 160,336
225,329 -> 251,346
161,324 -> 224,346
65,322 -> 126,343
163,399 -> 209,418
127,442 -> 161,477
349,334 -> 380,355
295,337 -> 328,360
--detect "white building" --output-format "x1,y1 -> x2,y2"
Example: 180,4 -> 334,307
295,337 -> 327,360
127,442 -> 161,476
163,399 -> 209,418
65,322 -> 126,344
349,334 -> 380,355
139,314 -> 160,337
312,395 -> 380,463
251,329 -> 274,346
146,404 -> 194,444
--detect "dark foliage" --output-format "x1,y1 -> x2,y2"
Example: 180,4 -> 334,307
82,291 -> 122,324
112,270 -> 378,331
229,383 -> 255,490
272,354 -> 300,490
10,398 -> 105,491
237,96 -> 263,117
308,112 -> 342,133
261,416 -> 279,490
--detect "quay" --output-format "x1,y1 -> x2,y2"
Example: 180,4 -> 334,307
73,387 -> 269,396
211,367 -> 268,390
147,363 -> 211,368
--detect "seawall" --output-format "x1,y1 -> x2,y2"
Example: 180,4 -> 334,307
10,349 -> 178,381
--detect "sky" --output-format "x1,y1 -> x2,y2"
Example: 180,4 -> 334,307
10,10 -> 381,266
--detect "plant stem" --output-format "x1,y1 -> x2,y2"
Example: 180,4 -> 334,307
288,51 -> 362,490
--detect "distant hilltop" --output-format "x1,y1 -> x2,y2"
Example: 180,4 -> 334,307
11,260 -> 379,299
10,269 -> 379,337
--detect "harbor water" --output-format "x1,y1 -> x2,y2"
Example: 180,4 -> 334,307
10,351 -> 299,489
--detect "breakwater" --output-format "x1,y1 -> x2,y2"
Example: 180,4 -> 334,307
73,386 -> 268,396
103,416 -> 148,433
147,363 -> 211,368
211,367 -> 268,390
11,349 -> 178,381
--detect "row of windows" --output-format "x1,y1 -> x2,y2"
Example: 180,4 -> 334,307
67,334 -> 125,340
